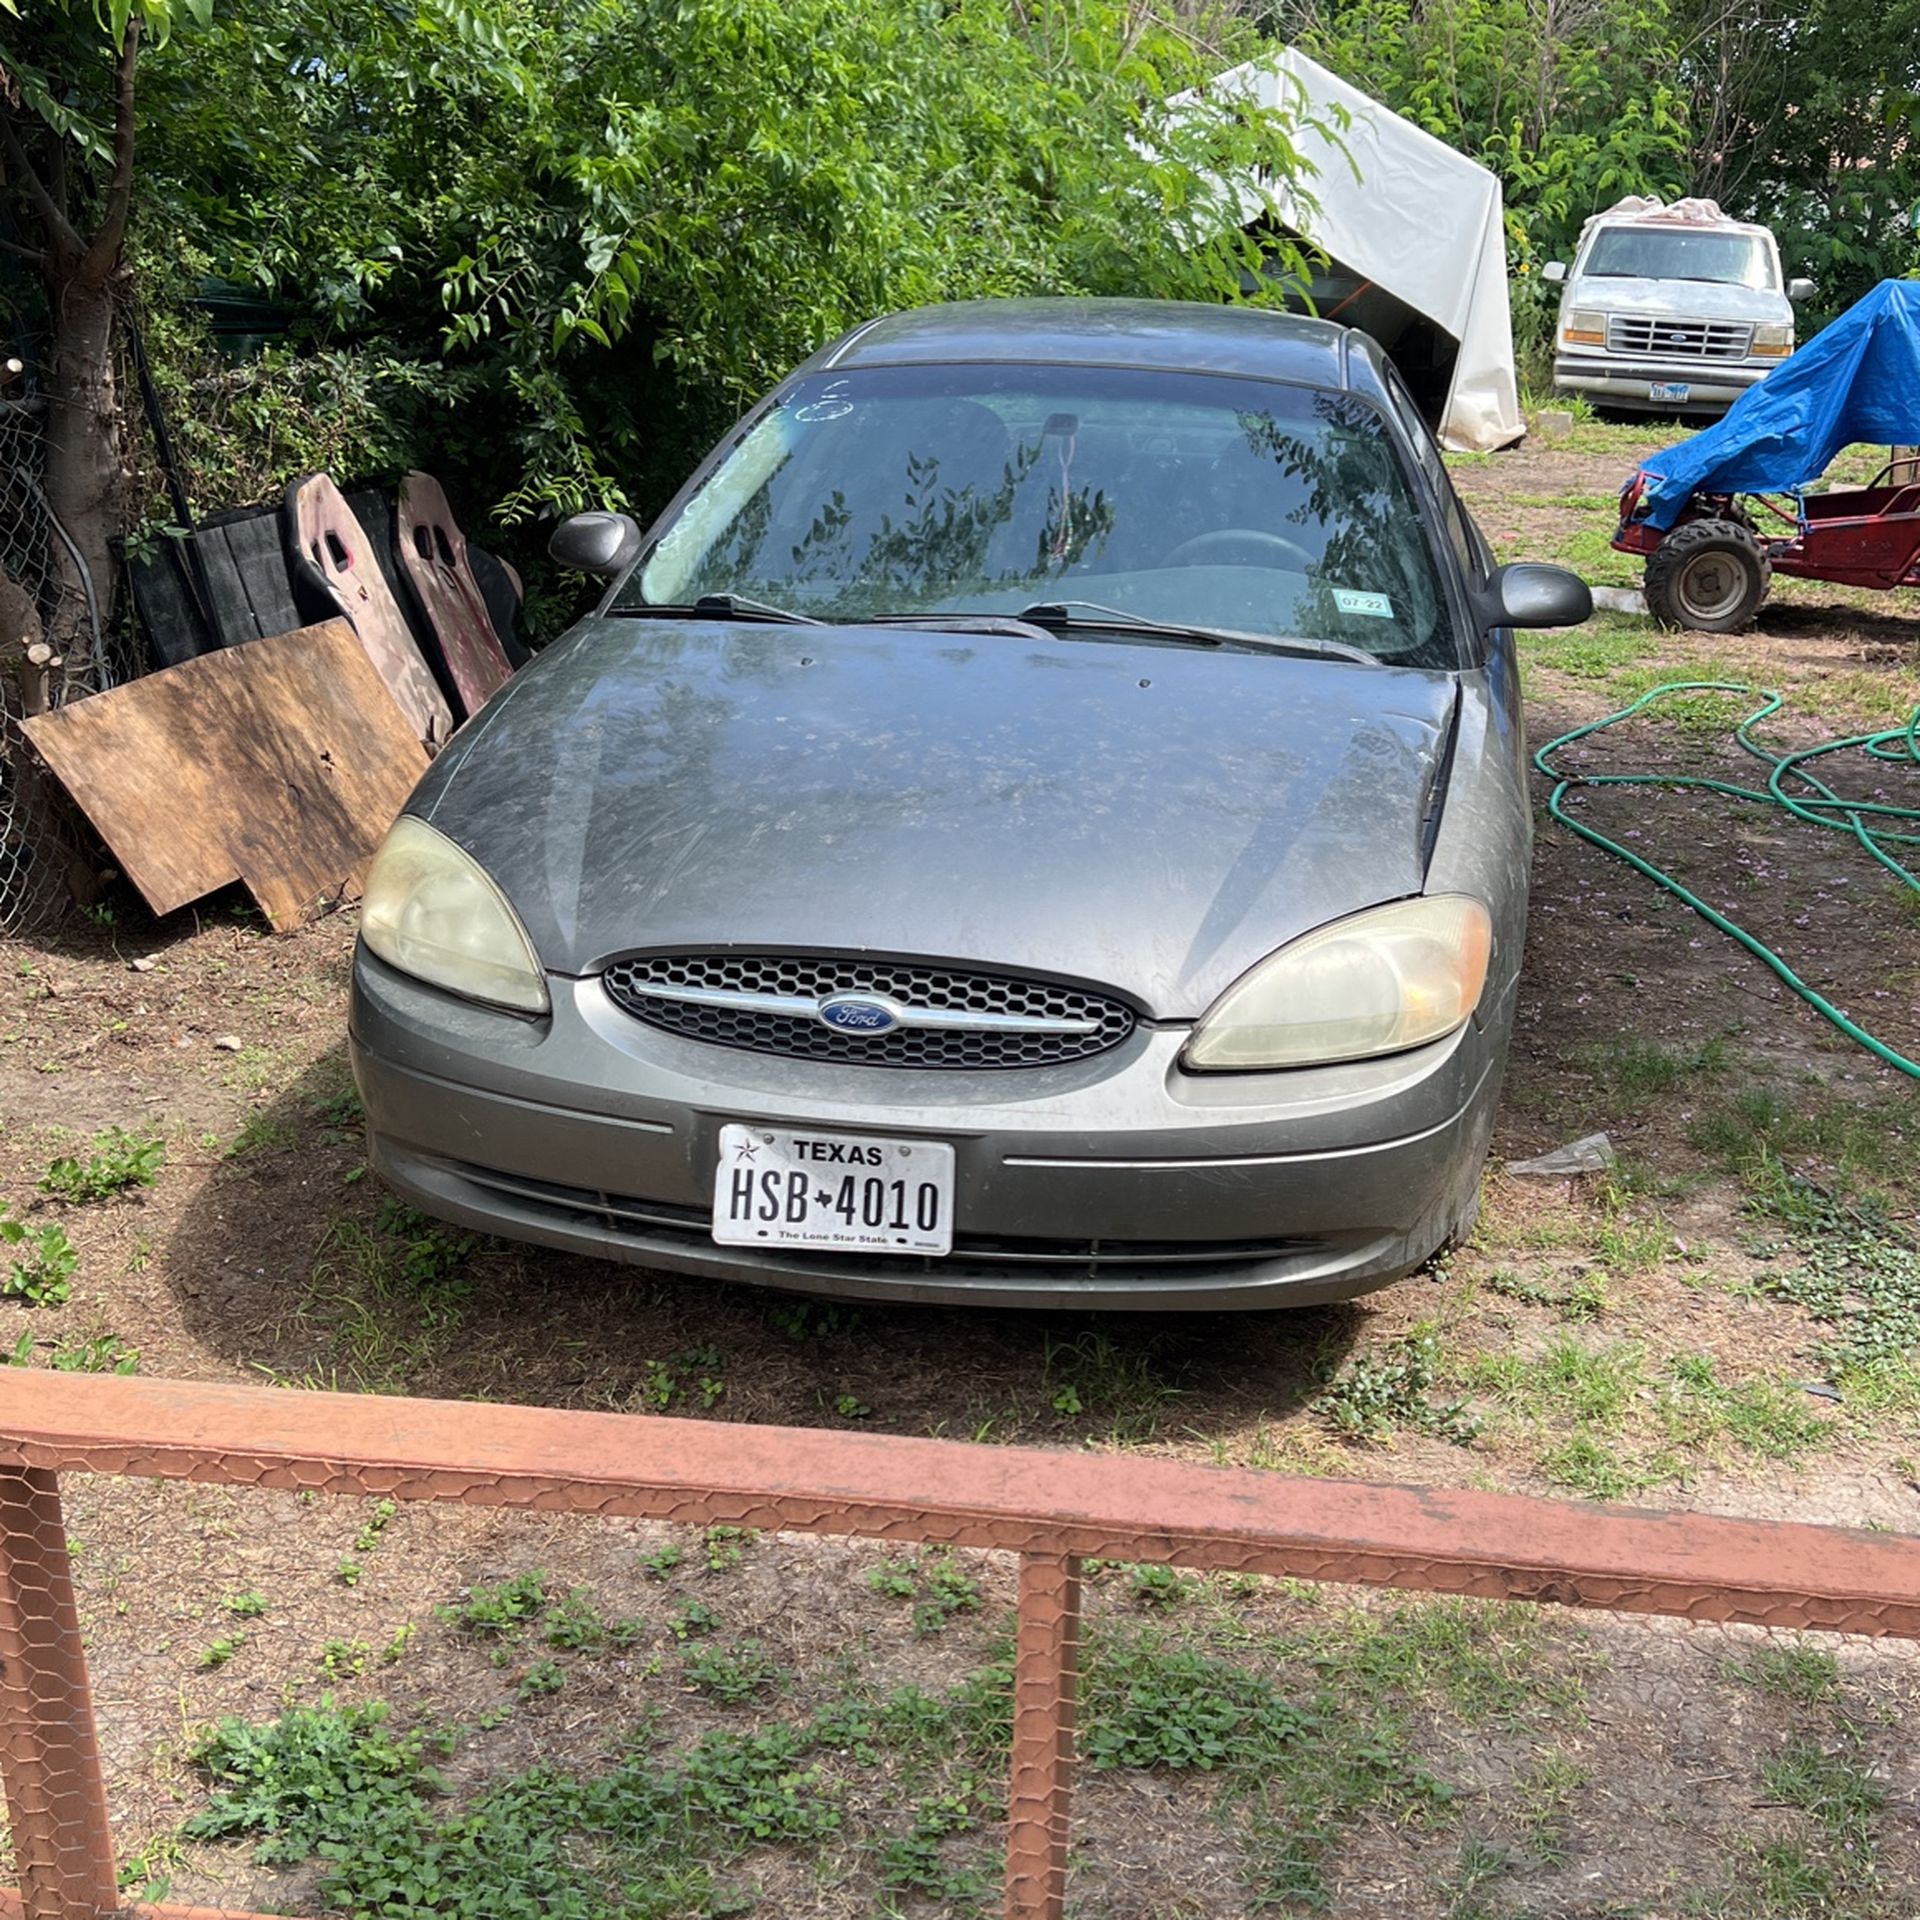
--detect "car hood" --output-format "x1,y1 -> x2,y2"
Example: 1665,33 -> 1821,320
1566,274 -> 1792,326
418,618 -> 1457,1018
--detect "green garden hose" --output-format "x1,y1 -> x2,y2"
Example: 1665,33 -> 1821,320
1533,683 -> 1920,1081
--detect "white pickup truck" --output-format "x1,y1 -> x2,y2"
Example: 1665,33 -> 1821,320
1545,197 -> 1813,417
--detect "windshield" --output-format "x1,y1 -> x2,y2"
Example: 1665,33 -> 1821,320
1582,227 -> 1776,289
619,364 -> 1457,667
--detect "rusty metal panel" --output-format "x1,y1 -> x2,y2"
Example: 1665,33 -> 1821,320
395,472 -> 513,720
0,1373 -> 1916,1640
1005,1555 -> 1080,1920
285,473 -> 452,749
0,1468 -> 117,1920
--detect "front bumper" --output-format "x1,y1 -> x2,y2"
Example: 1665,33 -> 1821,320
349,952 -> 1506,1311
1552,354 -> 1772,413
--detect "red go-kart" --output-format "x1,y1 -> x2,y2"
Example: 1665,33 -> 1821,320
1610,280 -> 1920,631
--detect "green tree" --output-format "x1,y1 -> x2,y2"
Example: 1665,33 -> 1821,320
10,0 -> 1326,630
1,0 -> 211,661
1676,0 -> 1920,314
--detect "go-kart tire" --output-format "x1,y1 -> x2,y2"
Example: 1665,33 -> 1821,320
1643,519 -> 1771,632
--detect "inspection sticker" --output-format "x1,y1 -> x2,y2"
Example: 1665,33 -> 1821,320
1333,588 -> 1394,619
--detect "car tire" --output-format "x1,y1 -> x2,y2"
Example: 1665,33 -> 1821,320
1643,518 -> 1771,632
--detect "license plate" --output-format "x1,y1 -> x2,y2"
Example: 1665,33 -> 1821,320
712,1124 -> 955,1255
1649,381 -> 1691,402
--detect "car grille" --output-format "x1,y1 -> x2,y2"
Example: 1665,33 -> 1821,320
449,1163 -> 1329,1279
1605,314 -> 1754,361
601,953 -> 1136,1069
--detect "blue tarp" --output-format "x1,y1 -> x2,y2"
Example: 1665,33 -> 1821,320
1636,280 -> 1920,529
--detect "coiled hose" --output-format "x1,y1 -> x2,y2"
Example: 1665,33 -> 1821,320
1534,683 -> 1920,1080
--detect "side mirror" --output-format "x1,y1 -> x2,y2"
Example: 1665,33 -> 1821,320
1482,562 -> 1591,631
548,511 -> 641,577
1787,277 -> 1815,304
1541,261 -> 1567,285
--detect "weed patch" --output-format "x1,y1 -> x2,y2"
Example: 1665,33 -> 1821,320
40,1127 -> 164,1203
0,1210 -> 78,1307
1316,1328 -> 1481,1446
865,1551 -> 983,1636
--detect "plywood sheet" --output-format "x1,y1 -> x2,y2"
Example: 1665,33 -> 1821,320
22,621 -> 428,931
397,472 -> 514,718
286,473 -> 453,748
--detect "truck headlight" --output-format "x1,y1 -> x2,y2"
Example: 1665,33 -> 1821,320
1752,323 -> 1793,359
1561,309 -> 1608,347
1182,896 -> 1492,1071
361,816 -> 550,1014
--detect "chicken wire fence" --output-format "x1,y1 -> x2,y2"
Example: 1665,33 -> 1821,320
0,390 -> 125,936
0,1374 -> 1916,1920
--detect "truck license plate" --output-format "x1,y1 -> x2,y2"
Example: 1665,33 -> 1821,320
1648,381 -> 1691,403
713,1124 -> 955,1255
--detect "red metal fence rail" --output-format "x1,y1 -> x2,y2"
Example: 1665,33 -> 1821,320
0,1371 -> 1917,1919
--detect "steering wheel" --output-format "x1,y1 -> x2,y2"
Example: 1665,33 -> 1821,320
1162,527 -> 1315,571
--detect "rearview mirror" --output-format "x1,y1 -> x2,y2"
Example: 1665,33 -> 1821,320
548,511 -> 641,577
1787,277 -> 1815,304
1482,563 -> 1591,631
1541,261 -> 1567,284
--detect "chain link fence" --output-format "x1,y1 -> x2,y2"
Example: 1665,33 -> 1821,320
0,388 -> 114,935
0,1373 -> 1914,1919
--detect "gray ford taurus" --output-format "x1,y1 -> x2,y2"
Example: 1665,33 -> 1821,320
349,299 -> 1589,1310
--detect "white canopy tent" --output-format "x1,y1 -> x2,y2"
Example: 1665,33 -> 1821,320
1194,49 -> 1525,452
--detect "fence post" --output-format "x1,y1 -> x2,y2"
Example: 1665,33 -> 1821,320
0,1466 -> 117,1919
1004,1552 -> 1081,1920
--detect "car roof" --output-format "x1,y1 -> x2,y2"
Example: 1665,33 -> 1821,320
800,298 -> 1386,396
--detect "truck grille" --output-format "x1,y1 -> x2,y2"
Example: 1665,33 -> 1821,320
1605,314 -> 1754,361
602,952 -> 1136,1069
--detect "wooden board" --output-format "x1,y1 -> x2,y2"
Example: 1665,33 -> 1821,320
22,620 -> 429,931
286,473 -> 454,749
397,471 -> 514,719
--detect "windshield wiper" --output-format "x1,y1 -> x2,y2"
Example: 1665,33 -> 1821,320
853,612 -> 1062,640
1015,600 -> 1380,666
616,593 -> 822,625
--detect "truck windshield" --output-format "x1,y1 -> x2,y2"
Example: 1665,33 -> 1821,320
1583,227 -> 1775,289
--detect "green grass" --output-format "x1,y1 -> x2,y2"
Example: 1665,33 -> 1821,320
1689,1088 -> 1914,1215
1040,1328 -> 1183,1441
301,1201 -> 483,1389
223,1112 -> 295,1159
165,1568 -> 1596,1919
1517,610 -> 1661,682
1577,1034 -> 1728,1104
1550,518 -> 1641,588
1466,1335 -> 1826,1494
1686,1086 -> 1920,1405
1726,1645 -> 1841,1706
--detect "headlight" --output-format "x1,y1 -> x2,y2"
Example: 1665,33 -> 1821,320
1561,308 -> 1607,347
360,816 -> 549,1013
1751,322 -> 1793,358
1182,896 -> 1492,1072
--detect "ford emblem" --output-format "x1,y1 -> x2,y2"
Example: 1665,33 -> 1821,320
818,993 -> 900,1035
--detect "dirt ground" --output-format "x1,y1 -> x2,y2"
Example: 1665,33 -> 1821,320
6,419 -> 1919,1917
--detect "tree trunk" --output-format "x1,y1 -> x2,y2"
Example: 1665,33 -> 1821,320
40,270 -> 122,671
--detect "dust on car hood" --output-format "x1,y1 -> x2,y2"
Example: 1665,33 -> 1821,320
418,617 -> 1457,1019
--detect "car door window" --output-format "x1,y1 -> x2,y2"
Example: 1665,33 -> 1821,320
1382,368 -> 1483,583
